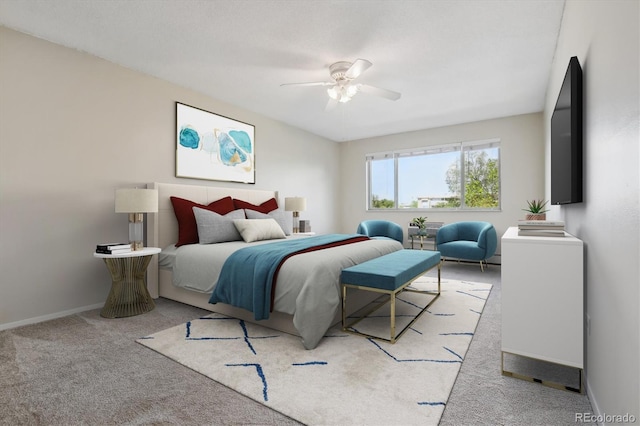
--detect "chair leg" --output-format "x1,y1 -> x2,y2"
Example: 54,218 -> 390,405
480,260 -> 485,272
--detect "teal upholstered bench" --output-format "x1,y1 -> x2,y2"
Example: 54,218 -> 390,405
340,249 -> 441,343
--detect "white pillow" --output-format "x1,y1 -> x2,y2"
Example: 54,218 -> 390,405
233,218 -> 287,243
245,209 -> 293,235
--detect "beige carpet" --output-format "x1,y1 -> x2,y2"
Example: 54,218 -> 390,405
138,278 -> 491,426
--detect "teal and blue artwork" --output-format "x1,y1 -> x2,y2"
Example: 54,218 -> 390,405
218,131 -> 247,166
179,126 -> 200,149
200,131 -> 218,155
229,130 -> 253,154
176,102 -> 255,184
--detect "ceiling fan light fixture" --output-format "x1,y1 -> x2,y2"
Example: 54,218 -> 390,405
327,87 -> 339,100
338,94 -> 352,103
328,84 -> 357,103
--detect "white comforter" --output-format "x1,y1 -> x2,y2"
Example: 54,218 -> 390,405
159,236 -> 403,349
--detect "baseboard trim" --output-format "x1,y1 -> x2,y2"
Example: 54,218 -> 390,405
0,303 -> 104,332
584,374 -> 603,426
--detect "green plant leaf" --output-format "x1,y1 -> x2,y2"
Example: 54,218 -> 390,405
522,199 -> 549,214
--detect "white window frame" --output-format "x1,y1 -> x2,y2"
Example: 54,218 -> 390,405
366,138 -> 501,211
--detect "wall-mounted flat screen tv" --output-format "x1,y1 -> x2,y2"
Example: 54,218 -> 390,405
551,56 -> 583,205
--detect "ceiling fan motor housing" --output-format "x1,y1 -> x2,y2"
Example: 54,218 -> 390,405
329,61 -> 354,83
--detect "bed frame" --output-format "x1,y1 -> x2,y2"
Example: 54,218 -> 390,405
145,182 -> 379,338
146,182 -> 304,335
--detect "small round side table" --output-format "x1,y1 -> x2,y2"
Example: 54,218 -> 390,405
409,234 -> 438,250
93,247 -> 161,318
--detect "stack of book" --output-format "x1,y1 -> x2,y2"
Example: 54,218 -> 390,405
299,220 -> 311,233
96,242 -> 132,254
517,220 -> 566,237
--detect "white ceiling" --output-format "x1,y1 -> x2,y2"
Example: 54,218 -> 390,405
0,0 -> 565,142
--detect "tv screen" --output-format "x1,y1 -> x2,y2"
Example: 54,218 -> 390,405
551,56 -> 583,205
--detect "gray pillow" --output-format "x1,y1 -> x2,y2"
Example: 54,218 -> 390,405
193,207 -> 245,244
245,209 -> 293,235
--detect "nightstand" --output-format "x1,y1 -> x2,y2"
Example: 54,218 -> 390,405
93,247 -> 161,318
293,232 -> 316,236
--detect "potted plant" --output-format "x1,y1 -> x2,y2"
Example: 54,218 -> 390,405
412,216 -> 428,235
523,199 -> 549,220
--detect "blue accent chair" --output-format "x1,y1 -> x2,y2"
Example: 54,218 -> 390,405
436,221 -> 497,271
357,220 -> 404,245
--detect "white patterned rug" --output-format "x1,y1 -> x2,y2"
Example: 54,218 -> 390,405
137,278 -> 492,425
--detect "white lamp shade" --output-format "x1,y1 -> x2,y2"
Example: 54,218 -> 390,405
115,188 -> 158,213
285,197 -> 306,212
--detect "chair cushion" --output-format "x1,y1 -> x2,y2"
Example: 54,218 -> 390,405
458,222 -> 486,241
437,241 -> 486,261
341,250 -> 440,291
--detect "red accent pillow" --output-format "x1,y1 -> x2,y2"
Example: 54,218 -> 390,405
170,196 -> 235,246
233,198 -> 279,214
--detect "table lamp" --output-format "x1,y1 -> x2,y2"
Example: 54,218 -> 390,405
285,197 -> 307,233
115,188 -> 158,250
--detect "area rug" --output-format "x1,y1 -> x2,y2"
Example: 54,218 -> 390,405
137,278 -> 492,425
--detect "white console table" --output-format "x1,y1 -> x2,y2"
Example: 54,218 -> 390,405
501,226 -> 584,392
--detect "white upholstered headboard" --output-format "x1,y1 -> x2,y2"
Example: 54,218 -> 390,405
145,182 -> 279,297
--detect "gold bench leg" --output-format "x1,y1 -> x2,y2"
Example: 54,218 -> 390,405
390,292 -> 396,343
342,261 -> 441,344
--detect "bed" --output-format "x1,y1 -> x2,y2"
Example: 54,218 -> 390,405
146,182 -> 403,349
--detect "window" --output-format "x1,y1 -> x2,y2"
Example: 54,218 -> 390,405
367,139 -> 500,210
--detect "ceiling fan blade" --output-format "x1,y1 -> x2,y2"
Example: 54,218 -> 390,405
325,97 -> 338,112
280,81 -> 335,87
345,59 -> 373,79
358,84 -> 401,101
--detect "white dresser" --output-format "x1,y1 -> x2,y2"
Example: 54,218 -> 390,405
501,226 -> 584,390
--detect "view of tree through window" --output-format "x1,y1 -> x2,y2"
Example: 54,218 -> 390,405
367,139 -> 500,210
369,155 -> 394,208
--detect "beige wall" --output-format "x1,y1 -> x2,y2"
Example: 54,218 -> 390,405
338,112 -> 545,257
0,27 -> 340,328
544,0 -> 639,418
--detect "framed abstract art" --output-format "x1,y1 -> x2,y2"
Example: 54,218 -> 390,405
176,102 -> 255,184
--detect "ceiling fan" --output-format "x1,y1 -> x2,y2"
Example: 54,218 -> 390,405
281,59 -> 401,110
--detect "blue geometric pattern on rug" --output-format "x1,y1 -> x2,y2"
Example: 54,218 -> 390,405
366,338 -> 463,364
186,317 -> 279,355
138,278 -> 492,426
225,363 -> 269,401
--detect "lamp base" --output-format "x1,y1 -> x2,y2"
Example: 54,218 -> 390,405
292,211 -> 300,234
128,213 -> 144,251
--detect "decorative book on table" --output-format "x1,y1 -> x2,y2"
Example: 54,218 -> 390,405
96,243 -> 132,254
299,220 -> 311,233
517,220 -> 566,237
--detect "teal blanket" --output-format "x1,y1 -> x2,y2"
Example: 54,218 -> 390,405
209,234 -> 366,320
